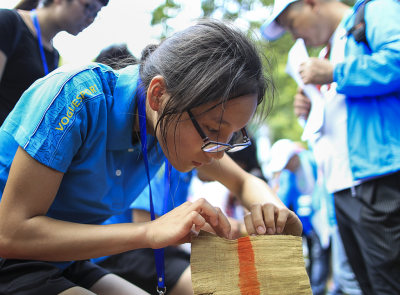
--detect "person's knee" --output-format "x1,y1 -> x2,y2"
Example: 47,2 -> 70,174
59,286 -> 96,295
169,266 -> 193,295
90,273 -> 150,295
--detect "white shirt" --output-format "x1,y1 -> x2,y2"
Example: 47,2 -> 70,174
311,20 -> 360,193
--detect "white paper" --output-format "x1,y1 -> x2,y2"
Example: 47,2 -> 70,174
286,39 -> 324,141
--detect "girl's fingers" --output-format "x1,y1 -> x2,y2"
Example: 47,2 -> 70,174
249,204 -> 266,235
261,204 -> 276,235
210,207 -> 231,238
189,211 -> 206,233
189,198 -> 219,227
184,199 -> 231,238
275,208 -> 289,234
244,203 -> 293,236
244,213 -> 256,236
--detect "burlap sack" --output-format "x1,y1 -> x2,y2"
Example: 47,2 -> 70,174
191,231 -> 312,295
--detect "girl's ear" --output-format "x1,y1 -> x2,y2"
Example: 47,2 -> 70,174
147,76 -> 167,111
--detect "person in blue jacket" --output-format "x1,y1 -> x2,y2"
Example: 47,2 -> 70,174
0,20 -> 302,295
261,0 -> 400,293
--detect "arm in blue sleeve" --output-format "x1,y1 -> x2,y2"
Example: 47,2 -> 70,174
334,0 -> 400,97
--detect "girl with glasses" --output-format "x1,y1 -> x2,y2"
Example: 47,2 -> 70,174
0,20 -> 302,294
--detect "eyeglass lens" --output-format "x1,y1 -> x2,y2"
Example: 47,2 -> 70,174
202,142 -> 250,153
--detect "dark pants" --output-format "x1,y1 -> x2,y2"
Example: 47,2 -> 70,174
334,172 -> 400,295
306,230 -> 330,295
97,246 -> 190,295
0,259 -> 109,295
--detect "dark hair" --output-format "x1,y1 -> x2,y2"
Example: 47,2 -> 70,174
139,19 -> 273,150
15,0 -> 108,10
14,0 -> 40,10
95,44 -> 137,70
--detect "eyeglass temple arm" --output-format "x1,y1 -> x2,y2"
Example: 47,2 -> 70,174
187,110 -> 209,142
241,128 -> 250,142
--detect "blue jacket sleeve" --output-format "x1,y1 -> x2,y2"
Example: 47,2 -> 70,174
334,0 -> 400,97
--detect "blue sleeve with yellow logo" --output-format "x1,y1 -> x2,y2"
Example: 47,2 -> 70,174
1,63 -> 112,173
0,63 -> 165,228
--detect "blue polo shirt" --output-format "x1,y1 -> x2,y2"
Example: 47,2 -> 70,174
130,166 -> 193,217
92,166 -> 193,264
0,63 -> 164,225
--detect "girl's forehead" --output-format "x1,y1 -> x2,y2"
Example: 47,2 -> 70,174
192,94 -> 258,126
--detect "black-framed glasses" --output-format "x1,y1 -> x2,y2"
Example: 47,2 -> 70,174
187,110 -> 251,153
78,0 -> 103,19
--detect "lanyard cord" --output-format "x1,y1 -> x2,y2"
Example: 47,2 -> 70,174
30,9 -> 49,75
163,159 -> 172,215
137,78 -> 169,295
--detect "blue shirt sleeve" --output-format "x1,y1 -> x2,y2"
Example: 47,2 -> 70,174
334,0 -> 400,97
2,66 -> 105,173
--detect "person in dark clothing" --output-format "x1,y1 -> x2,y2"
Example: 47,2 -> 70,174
0,0 -> 108,125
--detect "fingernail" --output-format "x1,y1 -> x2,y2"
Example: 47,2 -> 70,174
267,228 -> 274,235
257,226 -> 266,234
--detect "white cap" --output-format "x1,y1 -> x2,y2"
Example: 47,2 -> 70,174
260,0 -> 299,41
268,139 -> 299,173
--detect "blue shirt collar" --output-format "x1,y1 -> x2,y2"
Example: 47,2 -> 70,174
106,64 -> 140,150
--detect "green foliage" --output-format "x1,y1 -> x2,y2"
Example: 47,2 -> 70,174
201,0 -> 216,17
200,0 -> 256,19
260,33 -> 304,142
151,0 -> 181,39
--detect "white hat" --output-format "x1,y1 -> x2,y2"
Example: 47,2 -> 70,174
268,139 -> 298,173
260,0 -> 299,41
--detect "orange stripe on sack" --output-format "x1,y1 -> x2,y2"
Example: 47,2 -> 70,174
237,236 -> 260,294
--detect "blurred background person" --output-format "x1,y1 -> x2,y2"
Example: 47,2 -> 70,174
268,139 -> 332,295
94,43 -> 137,69
261,0 -> 368,293
0,0 -> 108,125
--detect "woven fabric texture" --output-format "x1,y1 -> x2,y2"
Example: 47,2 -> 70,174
191,231 -> 312,295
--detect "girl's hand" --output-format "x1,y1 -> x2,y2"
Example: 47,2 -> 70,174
243,203 -> 302,237
145,198 -> 231,248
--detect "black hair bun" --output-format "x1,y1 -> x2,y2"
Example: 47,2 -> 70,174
140,44 -> 159,62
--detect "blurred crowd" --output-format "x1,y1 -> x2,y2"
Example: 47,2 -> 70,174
0,0 -> 399,294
